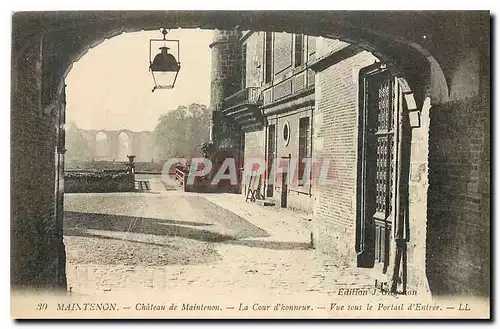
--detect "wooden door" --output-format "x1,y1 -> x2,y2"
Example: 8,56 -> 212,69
280,155 -> 290,208
358,67 -> 398,273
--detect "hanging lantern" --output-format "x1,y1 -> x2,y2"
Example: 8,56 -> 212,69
149,29 -> 181,92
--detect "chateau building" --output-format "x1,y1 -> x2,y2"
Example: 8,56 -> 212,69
209,28 -> 489,296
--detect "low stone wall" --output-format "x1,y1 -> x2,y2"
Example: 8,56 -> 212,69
65,160 -> 164,173
65,170 -> 135,193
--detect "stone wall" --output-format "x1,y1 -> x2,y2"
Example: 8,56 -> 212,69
427,94 -> 490,296
209,30 -> 242,149
242,130 -> 266,197
268,107 -> 314,214
64,171 -> 135,193
273,33 -> 294,76
243,32 -> 264,88
208,30 -> 243,193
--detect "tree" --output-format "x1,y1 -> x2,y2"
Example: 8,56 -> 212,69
152,103 -> 211,160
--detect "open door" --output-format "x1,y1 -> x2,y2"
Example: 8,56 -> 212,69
280,154 -> 291,208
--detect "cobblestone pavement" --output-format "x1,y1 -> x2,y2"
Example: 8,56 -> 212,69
64,190 -> 378,297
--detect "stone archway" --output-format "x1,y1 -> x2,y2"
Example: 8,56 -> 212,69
11,12 -> 456,111
10,11 -> 489,295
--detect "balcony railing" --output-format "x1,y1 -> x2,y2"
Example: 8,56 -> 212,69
221,87 -> 264,132
223,87 -> 261,111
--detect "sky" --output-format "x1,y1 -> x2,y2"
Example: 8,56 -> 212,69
65,29 -> 214,132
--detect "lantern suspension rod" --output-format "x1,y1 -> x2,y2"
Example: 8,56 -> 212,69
149,28 -> 169,64
149,28 -> 180,64
161,28 -> 169,40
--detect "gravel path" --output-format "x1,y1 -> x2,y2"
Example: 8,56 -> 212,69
64,192 -> 269,267
62,192 -> 388,297
64,234 -> 220,267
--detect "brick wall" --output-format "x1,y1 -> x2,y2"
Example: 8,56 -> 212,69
312,48 -> 378,265
11,35 -> 62,289
427,94 -> 490,296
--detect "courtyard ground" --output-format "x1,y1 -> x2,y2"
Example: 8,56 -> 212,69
63,188 -> 377,297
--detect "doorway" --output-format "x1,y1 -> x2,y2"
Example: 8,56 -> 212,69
280,154 -> 291,208
357,64 -> 401,274
266,124 -> 276,197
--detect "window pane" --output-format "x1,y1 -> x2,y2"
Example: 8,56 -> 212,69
294,34 -> 304,67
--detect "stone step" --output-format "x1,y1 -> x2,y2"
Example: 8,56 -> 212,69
135,180 -> 151,190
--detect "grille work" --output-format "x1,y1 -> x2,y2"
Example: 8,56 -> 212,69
377,77 -> 392,131
375,135 -> 393,215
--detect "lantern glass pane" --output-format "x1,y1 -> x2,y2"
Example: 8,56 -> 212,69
152,70 -> 179,89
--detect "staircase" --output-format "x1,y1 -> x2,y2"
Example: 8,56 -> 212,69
134,180 -> 151,191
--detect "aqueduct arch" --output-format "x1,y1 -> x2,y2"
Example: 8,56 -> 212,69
94,131 -> 109,160
65,127 -> 154,162
11,11 -> 489,295
117,130 -> 132,162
